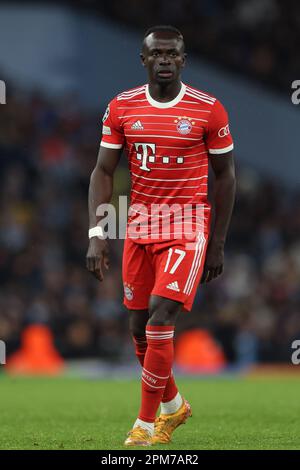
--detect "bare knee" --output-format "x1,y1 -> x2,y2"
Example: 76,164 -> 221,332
148,296 -> 182,326
129,309 -> 149,337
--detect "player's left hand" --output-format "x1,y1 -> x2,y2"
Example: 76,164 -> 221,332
200,240 -> 224,283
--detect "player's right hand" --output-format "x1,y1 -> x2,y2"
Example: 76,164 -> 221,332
86,238 -> 109,281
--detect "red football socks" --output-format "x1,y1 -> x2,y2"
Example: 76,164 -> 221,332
133,333 -> 178,403
138,325 -> 175,422
161,368 -> 178,403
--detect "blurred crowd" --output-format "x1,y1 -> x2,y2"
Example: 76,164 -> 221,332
98,0 -> 299,93
0,82 -> 299,367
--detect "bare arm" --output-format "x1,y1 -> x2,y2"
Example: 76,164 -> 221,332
86,145 -> 122,281
201,151 -> 236,283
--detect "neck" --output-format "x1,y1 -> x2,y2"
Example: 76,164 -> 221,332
148,80 -> 182,102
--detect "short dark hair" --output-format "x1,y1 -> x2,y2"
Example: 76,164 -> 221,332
144,25 -> 183,41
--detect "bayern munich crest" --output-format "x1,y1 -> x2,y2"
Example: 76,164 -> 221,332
124,283 -> 134,301
174,116 -> 195,135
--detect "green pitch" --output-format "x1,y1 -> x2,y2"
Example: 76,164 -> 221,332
0,375 -> 300,450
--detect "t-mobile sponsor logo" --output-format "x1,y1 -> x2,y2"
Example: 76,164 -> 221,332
134,142 -> 185,171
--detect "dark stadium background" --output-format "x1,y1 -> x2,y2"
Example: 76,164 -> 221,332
0,0 -> 300,374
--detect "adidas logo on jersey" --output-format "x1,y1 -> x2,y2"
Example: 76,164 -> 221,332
131,120 -> 144,130
166,281 -> 180,292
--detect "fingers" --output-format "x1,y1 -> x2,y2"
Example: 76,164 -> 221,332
217,265 -> 223,276
86,255 -> 97,275
201,265 -> 223,283
94,255 -> 104,281
86,255 -> 104,281
86,239 -> 109,281
200,266 -> 209,284
205,269 -> 215,283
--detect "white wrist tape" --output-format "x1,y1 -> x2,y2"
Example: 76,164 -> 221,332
88,226 -> 104,239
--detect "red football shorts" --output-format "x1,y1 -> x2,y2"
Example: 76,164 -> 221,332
122,233 -> 209,312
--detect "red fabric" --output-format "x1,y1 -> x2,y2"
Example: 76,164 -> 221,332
133,335 -> 178,403
161,369 -> 178,403
101,83 -> 233,243
123,233 -> 209,312
138,325 -> 175,422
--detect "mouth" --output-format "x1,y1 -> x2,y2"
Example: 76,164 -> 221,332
157,70 -> 173,79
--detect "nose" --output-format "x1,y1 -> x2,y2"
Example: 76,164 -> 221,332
159,54 -> 171,65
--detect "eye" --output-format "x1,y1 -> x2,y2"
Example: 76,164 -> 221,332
170,52 -> 178,58
152,51 -> 160,57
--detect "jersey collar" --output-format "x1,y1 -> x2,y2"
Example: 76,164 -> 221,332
145,82 -> 186,108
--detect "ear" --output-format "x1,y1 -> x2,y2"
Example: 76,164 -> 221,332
181,53 -> 187,69
140,52 -> 146,67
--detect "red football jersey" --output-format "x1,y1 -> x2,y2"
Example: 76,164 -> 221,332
100,82 -> 234,243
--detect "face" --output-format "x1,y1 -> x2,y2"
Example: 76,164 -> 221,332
141,32 -> 186,84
